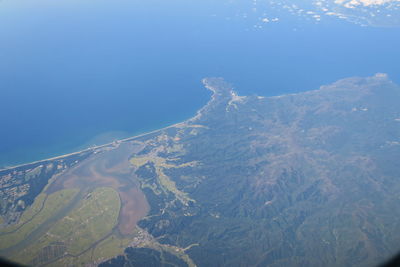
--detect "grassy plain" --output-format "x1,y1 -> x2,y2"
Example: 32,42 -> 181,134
91,234 -> 132,261
18,193 -> 47,223
45,232 -> 135,266
0,188 -> 78,250
12,187 -> 121,265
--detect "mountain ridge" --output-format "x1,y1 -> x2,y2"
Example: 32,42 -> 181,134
1,74 -> 400,266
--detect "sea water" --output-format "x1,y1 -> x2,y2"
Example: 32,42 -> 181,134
1,0 -> 399,167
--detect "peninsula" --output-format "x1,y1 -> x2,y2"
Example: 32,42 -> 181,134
1,74 -> 400,267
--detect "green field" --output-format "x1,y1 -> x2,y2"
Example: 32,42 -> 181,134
0,187 -> 121,266
0,189 -> 78,250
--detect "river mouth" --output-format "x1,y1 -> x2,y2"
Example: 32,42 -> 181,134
46,141 -> 149,236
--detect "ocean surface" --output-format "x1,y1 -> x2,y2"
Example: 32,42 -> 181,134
1,0 -> 400,167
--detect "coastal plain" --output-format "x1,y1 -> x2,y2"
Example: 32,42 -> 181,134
1,74 -> 400,266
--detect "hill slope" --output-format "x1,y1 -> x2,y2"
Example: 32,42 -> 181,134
1,74 -> 400,266
104,74 -> 400,266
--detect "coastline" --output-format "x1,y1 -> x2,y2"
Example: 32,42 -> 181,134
2,74 -> 388,173
0,79 -> 224,172
0,121 -> 186,172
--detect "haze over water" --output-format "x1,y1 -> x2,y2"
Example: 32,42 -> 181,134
1,0 -> 399,167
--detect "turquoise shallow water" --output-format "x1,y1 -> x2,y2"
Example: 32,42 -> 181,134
1,0 -> 399,167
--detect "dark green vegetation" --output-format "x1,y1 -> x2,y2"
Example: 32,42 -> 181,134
108,74 -> 400,266
1,74 -> 400,266
99,247 -> 188,267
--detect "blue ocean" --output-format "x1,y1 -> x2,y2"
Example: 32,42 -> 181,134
1,0 -> 399,167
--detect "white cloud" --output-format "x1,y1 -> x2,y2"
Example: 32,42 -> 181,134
334,0 -> 400,8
